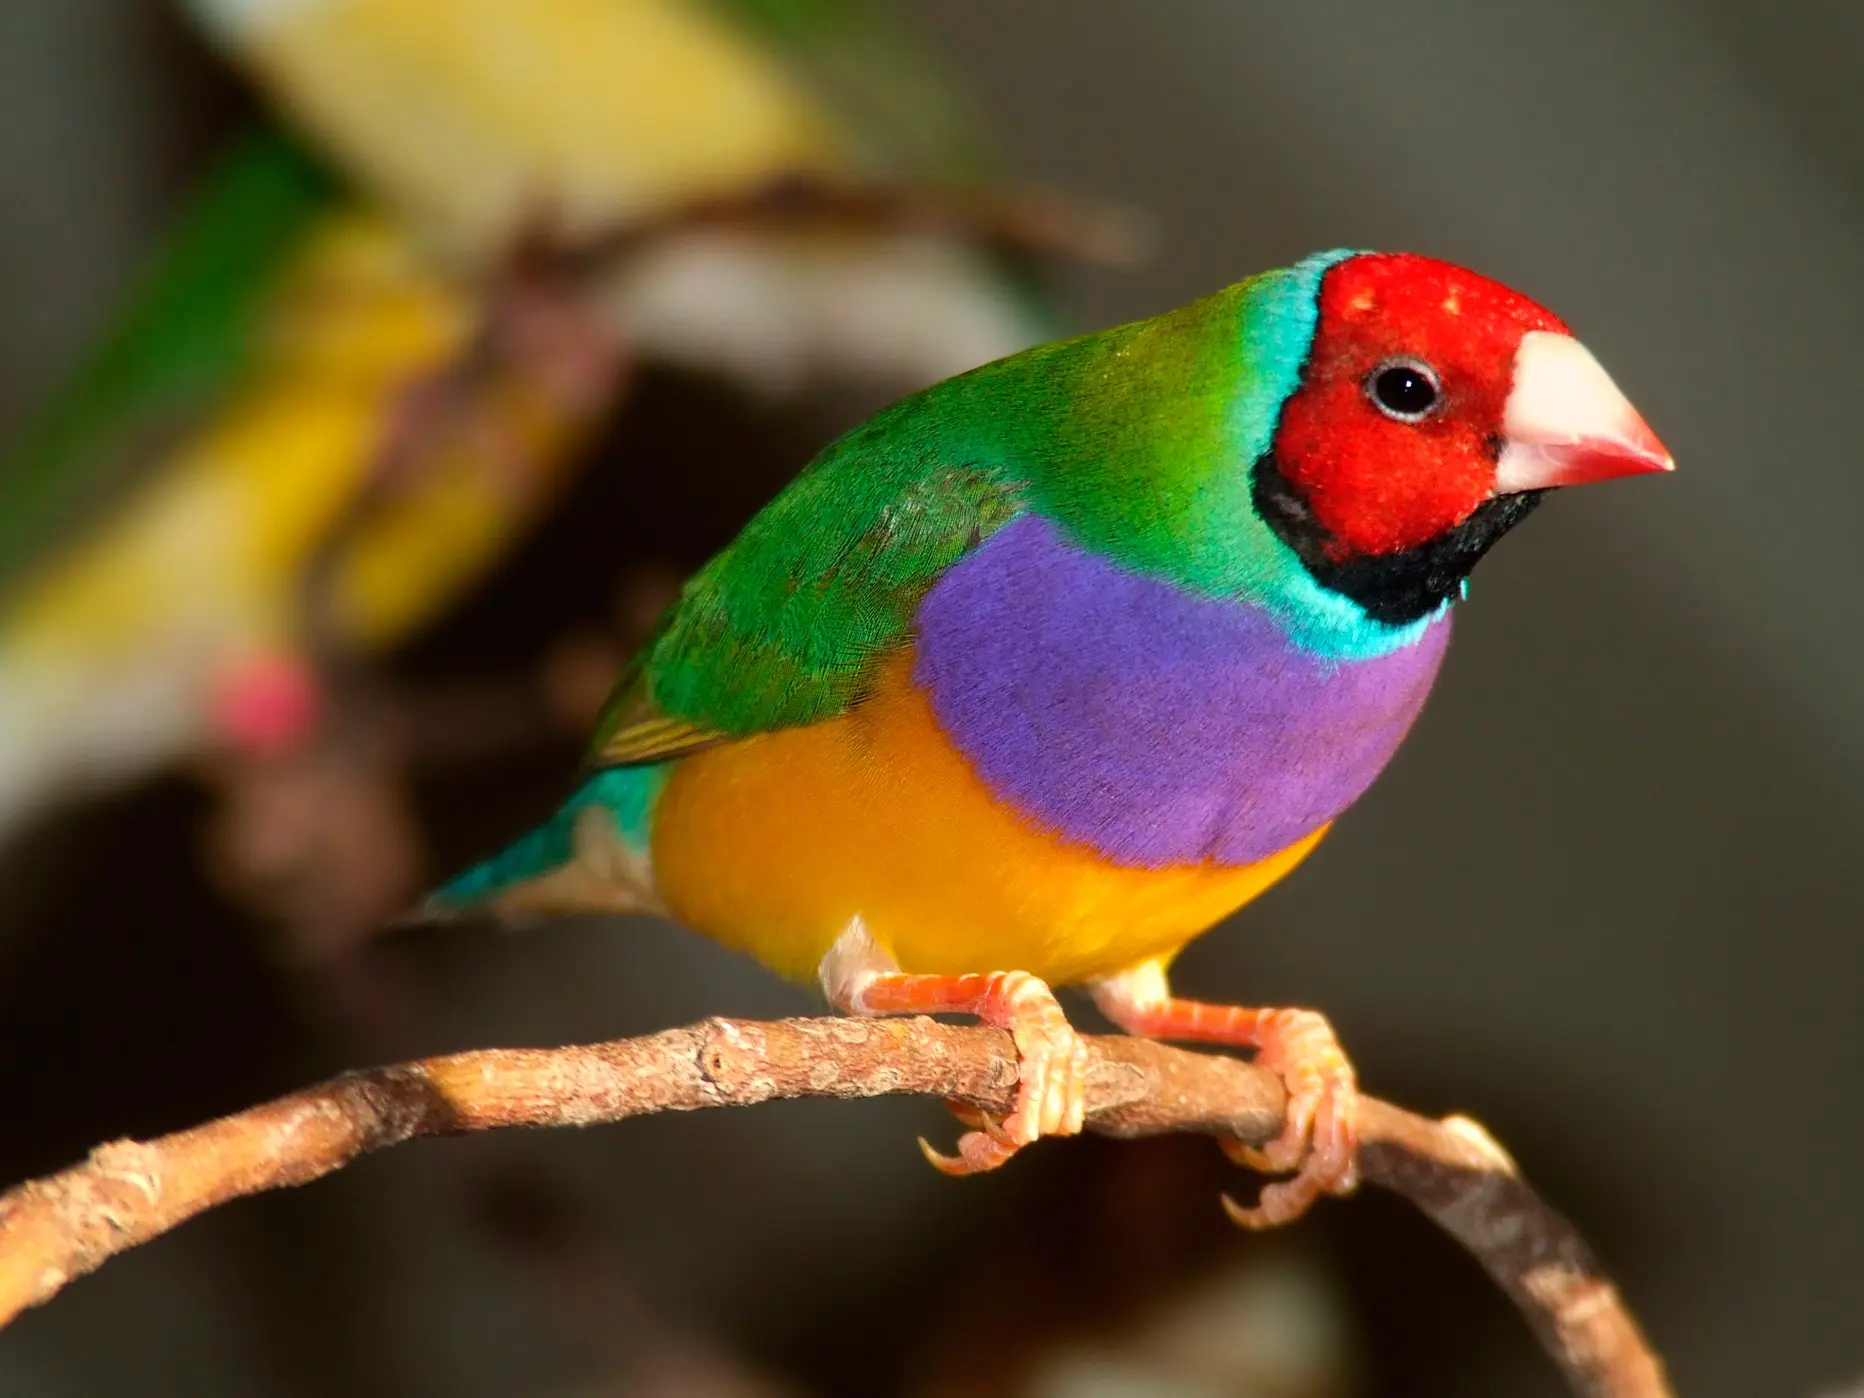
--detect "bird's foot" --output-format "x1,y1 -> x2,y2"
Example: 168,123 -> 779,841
914,971 -> 1089,1175
1216,1009 -> 1358,1229
919,1101 -> 1019,1175
1089,960 -> 1358,1229
819,920 -> 1088,1176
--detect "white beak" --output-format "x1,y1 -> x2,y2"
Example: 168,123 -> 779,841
1493,330 -> 1674,494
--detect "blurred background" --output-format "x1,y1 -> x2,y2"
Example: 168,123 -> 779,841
1,2 -> 1860,1396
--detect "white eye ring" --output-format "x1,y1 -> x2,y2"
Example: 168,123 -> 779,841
1366,357 -> 1443,423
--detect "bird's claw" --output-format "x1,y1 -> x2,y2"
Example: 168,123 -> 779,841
918,1130 -> 1018,1176
1219,1008 -> 1359,1229
941,1100 -> 1017,1144
818,926 -> 1088,1178
923,971 -> 1088,1176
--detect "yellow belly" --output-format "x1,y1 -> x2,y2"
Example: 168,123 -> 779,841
650,650 -> 1326,986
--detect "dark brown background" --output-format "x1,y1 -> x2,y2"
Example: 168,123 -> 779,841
1,3 -> 1860,1395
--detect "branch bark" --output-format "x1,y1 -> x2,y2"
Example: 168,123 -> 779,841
0,1016 -> 1667,1397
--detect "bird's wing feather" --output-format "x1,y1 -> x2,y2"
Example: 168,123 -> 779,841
0,128 -> 335,592
591,453 -> 1022,767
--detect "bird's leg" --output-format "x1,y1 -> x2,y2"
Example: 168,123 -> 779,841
818,918 -> 1088,1176
1088,957 -> 1359,1228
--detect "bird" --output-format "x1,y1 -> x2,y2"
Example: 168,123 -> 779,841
431,249 -> 1674,1226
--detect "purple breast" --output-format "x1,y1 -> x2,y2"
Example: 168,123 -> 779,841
911,513 -> 1450,868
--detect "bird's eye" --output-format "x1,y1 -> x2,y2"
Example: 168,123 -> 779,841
1367,359 -> 1442,423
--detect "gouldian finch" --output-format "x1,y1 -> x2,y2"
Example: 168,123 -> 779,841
182,0 -> 1058,392
438,249 -> 1676,1222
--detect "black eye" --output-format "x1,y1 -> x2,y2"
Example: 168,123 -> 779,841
1367,359 -> 1442,422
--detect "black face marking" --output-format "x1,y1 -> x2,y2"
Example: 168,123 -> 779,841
1367,357 -> 1442,423
1252,453 -> 1545,626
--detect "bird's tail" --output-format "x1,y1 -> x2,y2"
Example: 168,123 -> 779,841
424,765 -> 668,924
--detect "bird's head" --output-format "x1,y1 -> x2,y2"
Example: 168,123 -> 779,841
1253,252 -> 1673,625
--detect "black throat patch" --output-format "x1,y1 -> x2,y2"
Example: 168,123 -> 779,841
1251,453 -> 1546,626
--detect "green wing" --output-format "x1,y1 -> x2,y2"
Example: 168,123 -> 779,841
0,126 -> 335,591
699,0 -> 999,180
593,432 -> 1023,766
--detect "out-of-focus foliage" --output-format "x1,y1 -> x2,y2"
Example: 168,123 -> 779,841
0,0 -> 1055,879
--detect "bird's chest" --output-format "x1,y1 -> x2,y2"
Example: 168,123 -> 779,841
912,514 -> 1450,867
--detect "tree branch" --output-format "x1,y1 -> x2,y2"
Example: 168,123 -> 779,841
0,1016 -> 1667,1397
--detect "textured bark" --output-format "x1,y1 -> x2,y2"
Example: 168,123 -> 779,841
0,1016 -> 1666,1398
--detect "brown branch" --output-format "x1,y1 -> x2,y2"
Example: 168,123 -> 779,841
0,1017 -> 1666,1397
550,174 -> 1154,276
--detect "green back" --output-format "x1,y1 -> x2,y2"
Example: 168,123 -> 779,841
594,253 -> 1374,764
0,127 -> 336,592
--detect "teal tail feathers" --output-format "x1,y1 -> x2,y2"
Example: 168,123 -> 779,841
431,811 -> 579,911
426,765 -> 668,920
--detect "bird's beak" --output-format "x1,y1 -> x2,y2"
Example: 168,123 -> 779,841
1493,330 -> 1674,494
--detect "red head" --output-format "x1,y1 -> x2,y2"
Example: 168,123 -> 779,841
1259,253 -> 1671,622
